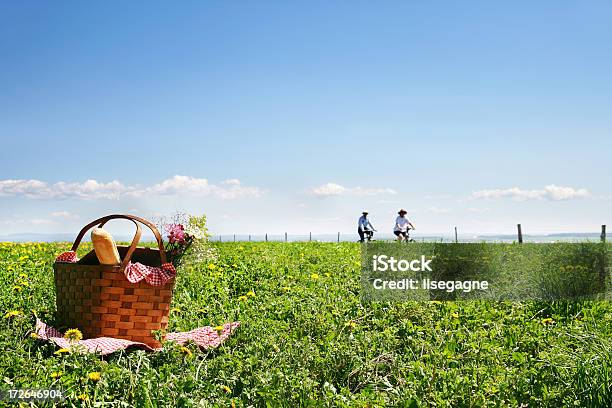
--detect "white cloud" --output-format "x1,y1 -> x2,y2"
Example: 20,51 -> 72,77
0,218 -> 56,226
308,182 -> 397,197
470,185 -> 590,201
426,206 -> 450,214
0,176 -> 263,201
137,175 -> 263,199
0,179 -> 128,199
50,211 -> 79,219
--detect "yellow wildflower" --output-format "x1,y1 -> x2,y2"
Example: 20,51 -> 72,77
345,321 -> 357,329
64,328 -> 83,342
77,394 -> 89,401
13,286 -> 22,292
30,332 -> 39,339
214,325 -> 224,332
247,291 -> 256,298
54,348 -> 70,355
282,286 -> 290,292
311,273 -> 319,280
541,318 -> 555,325
221,385 -> 231,394
4,310 -> 22,319
180,346 -> 192,356
50,371 -> 62,379
238,295 -> 248,301
171,307 -> 182,313
208,264 -> 217,270
87,372 -> 101,382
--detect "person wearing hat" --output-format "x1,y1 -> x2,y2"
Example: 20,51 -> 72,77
393,209 -> 415,241
357,211 -> 376,242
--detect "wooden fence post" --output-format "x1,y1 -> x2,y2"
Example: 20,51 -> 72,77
337,232 -> 340,243
309,232 -> 312,242
454,227 -> 458,243
517,224 -> 523,244
265,233 -> 268,242
285,232 -> 287,242
602,225 -> 606,243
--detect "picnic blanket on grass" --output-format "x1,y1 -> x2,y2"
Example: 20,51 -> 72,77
36,319 -> 239,356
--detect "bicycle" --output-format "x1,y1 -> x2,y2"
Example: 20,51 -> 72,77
358,228 -> 375,242
395,227 -> 415,242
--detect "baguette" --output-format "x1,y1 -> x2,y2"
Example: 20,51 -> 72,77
91,227 -> 121,265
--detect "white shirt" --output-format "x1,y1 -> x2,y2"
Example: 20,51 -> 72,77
358,215 -> 374,231
394,216 -> 411,232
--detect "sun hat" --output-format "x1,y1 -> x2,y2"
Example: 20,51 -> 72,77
362,211 -> 369,214
398,209 -> 407,215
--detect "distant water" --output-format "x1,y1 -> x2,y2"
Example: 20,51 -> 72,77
211,233 -> 605,243
0,232 -> 605,243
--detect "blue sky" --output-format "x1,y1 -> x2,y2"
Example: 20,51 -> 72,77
0,1 -> 610,237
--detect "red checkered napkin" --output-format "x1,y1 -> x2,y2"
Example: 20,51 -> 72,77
36,319 -> 240,355
124,262 -> 176,286
55,252 -> 176,286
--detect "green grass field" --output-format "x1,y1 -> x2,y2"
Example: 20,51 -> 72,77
1,241 -> 612,407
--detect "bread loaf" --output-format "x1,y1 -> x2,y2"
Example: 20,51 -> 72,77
91,227 -> 121,265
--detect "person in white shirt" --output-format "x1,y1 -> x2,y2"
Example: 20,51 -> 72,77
393,209 -> 415,241
357,211 -> 376,242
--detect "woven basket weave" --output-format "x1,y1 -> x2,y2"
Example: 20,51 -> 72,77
53,214 -> 175,348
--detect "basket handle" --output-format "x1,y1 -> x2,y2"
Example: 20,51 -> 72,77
71,214 -> 168,268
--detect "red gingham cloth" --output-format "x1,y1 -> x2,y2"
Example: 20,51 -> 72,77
55,251 -> 176,286
124,262 -> 176,286
36,319 -> 240,355
55,251 -> 79,263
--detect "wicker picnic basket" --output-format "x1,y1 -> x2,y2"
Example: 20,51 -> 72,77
53,214 -> 175,348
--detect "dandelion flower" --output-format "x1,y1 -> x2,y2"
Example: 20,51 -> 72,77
345,321 -> 357,329
238,295 -> 248,301
50,371 -> 62,379
208,264 -> 217,270
13,286 -> 22,292
77,394 -> 89,401
87,372 -> 101,382
30,332 -> 39,339
310,273 -> 319,280
64,328 -> 83,342
170,307 -> 182,313
247,291 -> 256,298
214,325 -> 224,333
180,346 -> 192,356
282,287 -> 290,292
451,312 -> 459,319
4,310 -> 22,319
541,318 -> 555,325
221,385 -> 231,394
54,348 -> 70,355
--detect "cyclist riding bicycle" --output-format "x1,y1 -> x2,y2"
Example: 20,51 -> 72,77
393,209 -> 415,241
357,211 -> 376,242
